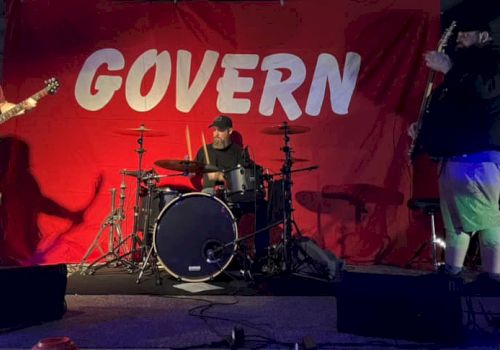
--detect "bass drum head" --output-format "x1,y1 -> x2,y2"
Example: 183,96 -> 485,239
153,192 -> 238,282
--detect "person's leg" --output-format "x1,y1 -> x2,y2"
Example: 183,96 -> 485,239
444,229 -> 471,275
439,161 -> 500,277
439,162 -> 471,275
477,227 -> 500,281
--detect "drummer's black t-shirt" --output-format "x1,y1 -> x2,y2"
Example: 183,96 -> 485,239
195,142 -> 248,188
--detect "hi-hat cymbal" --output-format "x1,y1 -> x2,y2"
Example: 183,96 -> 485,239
154,159 -> 218,173
115,126 -> 167,137
261,124 -> 311,135
120,169 -> 168,180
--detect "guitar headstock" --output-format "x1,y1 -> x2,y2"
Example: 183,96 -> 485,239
44,77 -> 60,95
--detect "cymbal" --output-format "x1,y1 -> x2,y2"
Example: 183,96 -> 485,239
115,126 -> 167,137
120,169 -> 168,180
295,191 -> 336,214
121,169 -> 144,177
261,124 -> 311,135
322,184 -> 404,206
270,157 -> 310,163
154,159 -> 218,173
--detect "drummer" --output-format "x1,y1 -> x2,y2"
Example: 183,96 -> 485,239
195,115 -> 249,191
195,115 -> 269,267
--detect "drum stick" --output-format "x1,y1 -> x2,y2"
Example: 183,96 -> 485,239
201,131 -> 210,164
185,125 -> 193,160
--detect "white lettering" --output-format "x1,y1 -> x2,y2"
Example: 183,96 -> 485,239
74,48 -> 362,119
176,50 -> 219,113
126,49 -> 171,112
216,54 -> 259,114
306,52 -> 361,116
75,48 -> 124,111
260,54 -> 306,121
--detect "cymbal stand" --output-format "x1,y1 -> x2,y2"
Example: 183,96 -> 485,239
135,172 -> 163,285
273,123 -> 326,278
130,124 -> 147,257
79,174 -> 134,274
280,122 -> 295,273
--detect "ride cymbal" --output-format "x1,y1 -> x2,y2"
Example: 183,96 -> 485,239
115,125 -> 167,137
154,159 -> 218,173
261,124 -> 311,135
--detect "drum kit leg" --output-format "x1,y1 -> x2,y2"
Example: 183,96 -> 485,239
80,122 -> 332,283
78,182 -> 132,274
79,125 -> 166,278
255,122 -> 325,277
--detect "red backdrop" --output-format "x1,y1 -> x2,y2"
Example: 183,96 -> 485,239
0,0 -> 440,267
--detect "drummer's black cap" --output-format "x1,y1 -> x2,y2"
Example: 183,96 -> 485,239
209,115 -> 232,130
451,0 -> 500,33
456,16 -> 491,32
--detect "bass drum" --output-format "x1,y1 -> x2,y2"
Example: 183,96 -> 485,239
153,192 -> 238,282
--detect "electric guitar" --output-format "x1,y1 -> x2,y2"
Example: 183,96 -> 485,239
0,77 -> 59,124
409,22 -> 456,160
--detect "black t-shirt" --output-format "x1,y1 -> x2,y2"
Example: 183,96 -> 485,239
419,43 -> 500,157
195,143 -> 247,188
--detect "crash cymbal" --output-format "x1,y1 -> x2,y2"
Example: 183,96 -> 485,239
154,159 -> 218,173
270,157 -> 310,163
115,126 -> 167,137
261,124 -> 311,135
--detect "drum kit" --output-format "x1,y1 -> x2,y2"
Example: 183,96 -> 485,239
80,121 -> 325,283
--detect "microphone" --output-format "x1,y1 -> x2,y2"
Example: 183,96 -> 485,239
206,249 -> 217,264
203,241 -> 224,264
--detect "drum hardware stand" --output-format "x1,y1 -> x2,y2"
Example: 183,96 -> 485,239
136,243 -> 162,285
206,221 -> 283,279
279,122 -> 310,273
79,174 -> 136,274
262,122 -> 332,280
130,124 -> 149,258
236,244 -> 255,281
134,171 -> 198,285
205,242 -> 254,282
135,172 -> 163,285
134,171 -> 184,285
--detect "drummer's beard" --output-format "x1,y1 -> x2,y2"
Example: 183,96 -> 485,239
213,137 -> 231,150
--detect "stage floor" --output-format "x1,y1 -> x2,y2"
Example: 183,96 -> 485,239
66,263 -> 493,296
0,265 -> 498,350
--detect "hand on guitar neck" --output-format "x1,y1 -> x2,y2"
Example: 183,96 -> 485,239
0,97 -> 37,116
424,51 -> 453,74
407,122 -> 419,140
0,77 -> 59,124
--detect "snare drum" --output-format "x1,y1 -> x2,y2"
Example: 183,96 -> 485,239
224,164 -> 264,203
153,192 -> 238,282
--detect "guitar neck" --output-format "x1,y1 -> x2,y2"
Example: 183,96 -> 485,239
0,88 -> 49,124
409,25 -> 455,160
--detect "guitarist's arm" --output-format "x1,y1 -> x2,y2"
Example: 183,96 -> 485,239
407,51 -> 453,140
0,98 -> 37,115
